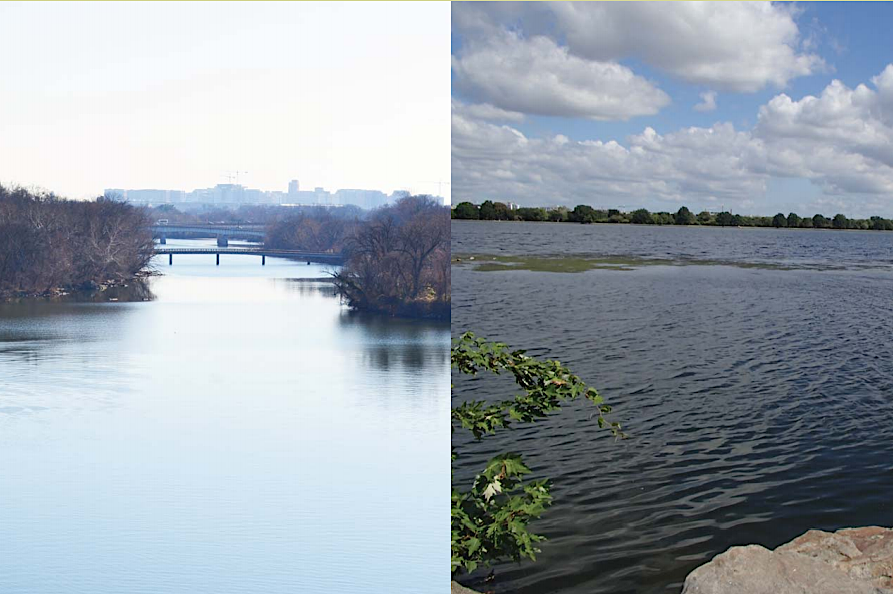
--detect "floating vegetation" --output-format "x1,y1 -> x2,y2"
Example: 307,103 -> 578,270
452,253 -> 803,273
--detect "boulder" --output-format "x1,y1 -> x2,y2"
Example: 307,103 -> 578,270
451,581 -> 481,594
682,526 -> 893,594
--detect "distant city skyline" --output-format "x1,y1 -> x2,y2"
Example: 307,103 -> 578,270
104,179 -> 436,210
0,2 -> 450,203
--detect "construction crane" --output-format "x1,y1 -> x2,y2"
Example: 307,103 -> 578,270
222,171 -> 249,186
417,181 -> 451,196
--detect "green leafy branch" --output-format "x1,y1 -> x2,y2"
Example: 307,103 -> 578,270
451,332 -> 623,576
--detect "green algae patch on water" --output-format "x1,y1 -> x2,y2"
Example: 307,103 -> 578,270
452,253 -> 803,273
452,254 -> 649,273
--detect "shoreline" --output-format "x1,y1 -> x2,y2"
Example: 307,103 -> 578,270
451,219 -> 893,233
0,270 -> 159,303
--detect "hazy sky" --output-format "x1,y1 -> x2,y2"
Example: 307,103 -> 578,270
0,2 -> 449,202
453,2 -> 893,217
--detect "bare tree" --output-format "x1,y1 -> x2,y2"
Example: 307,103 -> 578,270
333,195 -> 449,319
0,185 -> 154,297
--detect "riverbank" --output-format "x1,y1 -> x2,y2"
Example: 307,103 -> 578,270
0,270 -> 158,303
0,185 -> 155,299
332,195 -> 449,320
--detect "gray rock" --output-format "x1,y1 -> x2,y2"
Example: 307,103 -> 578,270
451,581 -> 481,594
682,526 -> 893,594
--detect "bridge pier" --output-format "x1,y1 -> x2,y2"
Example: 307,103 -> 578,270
262,255 -> 266,266
217,236 -> 228,248
159,235 -> 166,245
169,253 -> 172,266
216,253 -> 220,266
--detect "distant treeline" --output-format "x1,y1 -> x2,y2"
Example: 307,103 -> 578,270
261,195 -> 449,319
148,202 -> 365,227
452,201 -> 893,230
0,185 -> 154,298
265,207 -> 358,253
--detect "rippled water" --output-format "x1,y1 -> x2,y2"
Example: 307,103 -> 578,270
452,219 -> 893,270
0,241 -> 449,594
451,221 -> 893,594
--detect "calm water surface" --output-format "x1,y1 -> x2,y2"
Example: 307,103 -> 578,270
0,240 -> 449,594
452,221 -> 893,594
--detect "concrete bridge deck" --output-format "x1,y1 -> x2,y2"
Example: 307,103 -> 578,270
153,247 -> 344,266
152,224 -> 266,239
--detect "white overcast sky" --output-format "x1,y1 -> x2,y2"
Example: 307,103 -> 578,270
0,1 -> 450,202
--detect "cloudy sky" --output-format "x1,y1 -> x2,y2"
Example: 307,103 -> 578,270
0,2 -> 449,202
452,2 -> 893,217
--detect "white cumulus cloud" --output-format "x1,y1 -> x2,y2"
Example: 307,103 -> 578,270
453,2 -> 824,94
452,65 -> 893,212
694,91 -> 718,112
451,31 -> 670,121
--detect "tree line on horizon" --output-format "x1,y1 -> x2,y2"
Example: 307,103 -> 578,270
451,201 -> 893,231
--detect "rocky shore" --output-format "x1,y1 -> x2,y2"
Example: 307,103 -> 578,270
451,582 -> 480,594
453,526 -> 893,594
682,526 -> 893,593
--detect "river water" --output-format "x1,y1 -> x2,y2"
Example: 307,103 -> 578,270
0,239 -> 449,594
452,221 -> 893,594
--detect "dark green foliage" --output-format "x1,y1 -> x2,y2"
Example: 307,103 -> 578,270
451,202 -> 893,233
569,204 -> 598,224
451,333 -> 622,576
675,206 -> 695,225
813,214 -> 830,228
652,212 -> 674,225
548,207 -> 568,222
453,202 -> 480,220
630,208 -> 653,224
516,207 -> 547,222
479,200 -> 497,221
493,202 -> 511,221
715,211 -> 734,226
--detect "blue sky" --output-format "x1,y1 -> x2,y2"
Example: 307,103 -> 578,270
452,2 -> 893,217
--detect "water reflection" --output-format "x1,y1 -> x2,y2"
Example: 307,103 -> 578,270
0,243 -> 449,594
337,310 -> 449,371
272,278 -> 338,297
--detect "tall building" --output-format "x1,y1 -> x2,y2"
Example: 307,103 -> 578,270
107,182 -> 409,209
335,189 -> 388,209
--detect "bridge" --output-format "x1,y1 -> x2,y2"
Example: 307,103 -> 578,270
152,224 -> 266,245
153,246 -> 344,266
